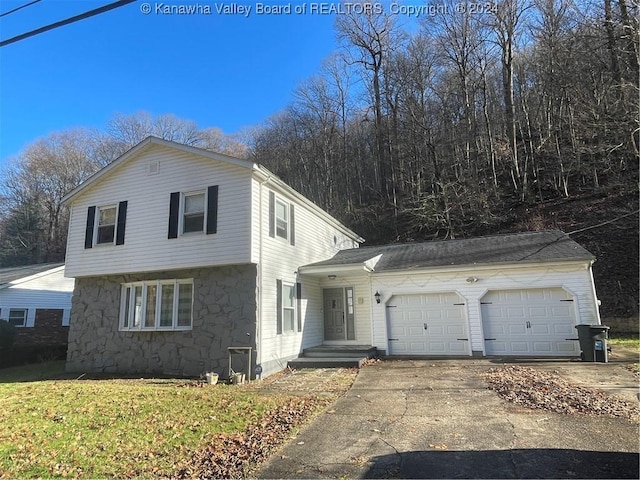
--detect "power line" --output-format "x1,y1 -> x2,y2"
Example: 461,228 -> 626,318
567,209 -> 640,235
0,0 -> 42,18
0,0 -> 137,47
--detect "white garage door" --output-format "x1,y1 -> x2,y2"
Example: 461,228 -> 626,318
387,293 -> 468,355
481,288 -> 579,356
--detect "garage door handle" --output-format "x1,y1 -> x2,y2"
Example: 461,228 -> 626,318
457,338 -> 468,341
566,338 -> 579,341
424,323 -> 428,330
485,338 -> 496,341
389,338 -> 399,341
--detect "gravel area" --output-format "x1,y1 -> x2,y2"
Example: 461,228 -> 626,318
482,365 -> 640,423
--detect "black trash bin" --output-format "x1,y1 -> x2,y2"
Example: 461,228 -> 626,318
575,324 -> 610,362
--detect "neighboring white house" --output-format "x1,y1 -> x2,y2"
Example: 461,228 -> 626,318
0,264 -> 74,346
61,137 -> 601,378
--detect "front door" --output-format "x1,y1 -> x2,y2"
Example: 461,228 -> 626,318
324,288 -> 346,340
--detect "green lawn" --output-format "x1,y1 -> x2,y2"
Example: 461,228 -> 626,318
608,334 -> 640,353
0,363 -> 308,478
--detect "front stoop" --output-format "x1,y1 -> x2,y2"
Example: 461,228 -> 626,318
287,345 -> 377,369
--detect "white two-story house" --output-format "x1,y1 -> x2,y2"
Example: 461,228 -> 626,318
62,136 -> 363,377
63,137 -> 602,378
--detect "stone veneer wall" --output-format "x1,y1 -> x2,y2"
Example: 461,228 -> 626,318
66,265 -> 258,377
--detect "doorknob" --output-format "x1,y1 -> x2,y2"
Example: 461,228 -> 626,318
424,323 -> 428,330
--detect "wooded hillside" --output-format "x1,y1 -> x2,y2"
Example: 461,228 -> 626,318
0,1 -> 637,318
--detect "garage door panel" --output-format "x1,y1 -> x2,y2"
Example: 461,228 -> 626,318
482,288 -> 578,356
388,293 -> 468,356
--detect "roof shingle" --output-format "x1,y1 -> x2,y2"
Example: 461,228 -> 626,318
302,231 -> 593,272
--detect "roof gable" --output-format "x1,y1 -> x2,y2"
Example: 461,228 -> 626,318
301,231 -> 594,273
62,136 -> 256,204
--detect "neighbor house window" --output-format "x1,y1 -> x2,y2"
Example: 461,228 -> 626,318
275,198 -> 289,239
182,191 -> 205,233
96,205 -> 117,244
120,279 -> 193,331
8,309 -> 27,327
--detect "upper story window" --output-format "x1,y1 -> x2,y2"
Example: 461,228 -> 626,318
96,205 -> 117,244
84,201 -> 128,249
269,191 -> 295,246
168,186 -> 218,239
275,198 -> 289,239
183,191 -> 206,234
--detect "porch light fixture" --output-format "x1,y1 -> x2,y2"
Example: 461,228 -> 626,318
466,277 -> 479,283
374,291 -> 381,304
328,275 -> 337,280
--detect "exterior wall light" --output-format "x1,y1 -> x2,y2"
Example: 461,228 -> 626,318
466,277 -> 479,283
374,291 -> 381,304
328,275 -> 337,280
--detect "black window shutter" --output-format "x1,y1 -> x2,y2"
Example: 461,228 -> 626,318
290,204 -> 295,246
206,185 -> 218,235
168,192 -> 180,239
276,279 -> 282,335
296,282 -> 302,332
115,201 -> 128,245
84,206 -> 96,249
268,191 -> 275,238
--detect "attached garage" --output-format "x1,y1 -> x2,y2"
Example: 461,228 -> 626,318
302,230 -> 601,358
387,292 -> 468,355
481,288 -> 579,356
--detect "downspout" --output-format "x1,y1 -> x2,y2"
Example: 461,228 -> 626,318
588,260 -> 602,325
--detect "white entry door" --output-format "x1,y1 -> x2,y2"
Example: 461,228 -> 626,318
481,288 -> 579,356
387,293 -> 468,355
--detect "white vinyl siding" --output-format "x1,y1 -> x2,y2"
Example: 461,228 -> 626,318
120,279 -> 193,331
370,262 -> 600,356
254,179 -> 363,376
65,145 -> 253,277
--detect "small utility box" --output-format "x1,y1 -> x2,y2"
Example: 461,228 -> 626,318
575,324 -> 610,363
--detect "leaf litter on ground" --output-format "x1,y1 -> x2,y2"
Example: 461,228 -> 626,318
482,365 -> 639,423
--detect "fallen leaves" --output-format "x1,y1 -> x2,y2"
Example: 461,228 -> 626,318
174,396 -> 331,479
482,365 -> 640,422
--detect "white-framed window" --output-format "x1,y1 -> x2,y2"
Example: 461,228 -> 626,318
96,205 -> 117,245
182,191 -> 206,234
120,279 -> 193,331
281,282 -> 296,333
275,197 -> 289,240
8,309 -> 27,327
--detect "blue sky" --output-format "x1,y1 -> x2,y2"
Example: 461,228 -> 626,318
0,0 -> 347,165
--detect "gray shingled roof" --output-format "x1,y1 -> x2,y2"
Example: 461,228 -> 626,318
303,231 -> 593,272
0,263 -> 64,288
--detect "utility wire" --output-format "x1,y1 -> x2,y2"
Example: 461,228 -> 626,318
0,0 -> 42,18
0,0 -> 137,47
567,209 -> 640,235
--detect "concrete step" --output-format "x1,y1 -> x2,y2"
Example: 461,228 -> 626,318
302,346 -> 377,358
287,356 -> 366,369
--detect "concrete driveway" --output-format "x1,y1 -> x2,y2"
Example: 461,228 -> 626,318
256,359 -> 639,479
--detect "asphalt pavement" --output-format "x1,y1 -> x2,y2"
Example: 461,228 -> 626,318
256,358 -> 640,479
